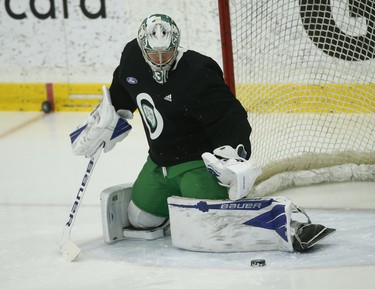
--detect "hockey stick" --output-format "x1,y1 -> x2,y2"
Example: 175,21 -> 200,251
59,142 -> 104,261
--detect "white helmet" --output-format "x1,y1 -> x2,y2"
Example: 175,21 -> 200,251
137,14 -> 180,84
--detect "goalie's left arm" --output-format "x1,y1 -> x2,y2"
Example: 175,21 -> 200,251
70,86 -> 133,158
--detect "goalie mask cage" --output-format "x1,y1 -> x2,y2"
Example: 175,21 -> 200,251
218,0 -> 375,196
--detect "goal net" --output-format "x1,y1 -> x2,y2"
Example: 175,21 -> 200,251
219,0 -> 375,196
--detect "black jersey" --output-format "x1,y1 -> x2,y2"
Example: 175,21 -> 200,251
109,39 -> 251,166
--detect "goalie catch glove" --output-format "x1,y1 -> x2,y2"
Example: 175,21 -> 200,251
202,145 -> 262,201
70,86 -> 132,158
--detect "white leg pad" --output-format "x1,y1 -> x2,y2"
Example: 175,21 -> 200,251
100,183 -> 133,244
167,196 -> 294,252
101,184 -> 169,244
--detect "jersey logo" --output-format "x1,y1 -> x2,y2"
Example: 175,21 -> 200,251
153,70 -> 168,84
136,93 -> 164,140
126,76 -> 138,84
164,94 -> 172,102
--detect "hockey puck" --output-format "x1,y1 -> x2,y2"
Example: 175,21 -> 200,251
250,259 -> 266,267
42,101 -> 52,113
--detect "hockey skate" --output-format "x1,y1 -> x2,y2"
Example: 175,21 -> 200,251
293,223 -> 336,252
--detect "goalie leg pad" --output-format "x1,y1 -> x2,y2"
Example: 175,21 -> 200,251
100,184 -> 133,244
167,196 -> 295,252
101,184 -> 169,244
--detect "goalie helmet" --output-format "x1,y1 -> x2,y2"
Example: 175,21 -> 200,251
137,14 -> 180,84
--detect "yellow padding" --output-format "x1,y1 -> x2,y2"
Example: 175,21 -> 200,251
1,82 -> 374,112
53,83 -> 105,112
236,83 -> 375,113
0,83 -> 46,111
0,83 -> 107,111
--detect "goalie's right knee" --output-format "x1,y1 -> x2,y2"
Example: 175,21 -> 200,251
128,201 -> 166,229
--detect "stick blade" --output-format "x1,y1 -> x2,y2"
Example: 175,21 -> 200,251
60,240 -> 81,262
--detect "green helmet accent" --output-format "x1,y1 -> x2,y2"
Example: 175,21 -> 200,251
137,14 -> 180,84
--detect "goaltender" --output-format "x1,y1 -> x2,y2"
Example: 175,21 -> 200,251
70,14 -> 335,253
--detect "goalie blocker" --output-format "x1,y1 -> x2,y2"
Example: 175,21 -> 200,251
100,184 -> 335,252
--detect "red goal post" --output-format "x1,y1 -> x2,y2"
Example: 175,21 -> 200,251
218,0 -> 236,95
218,0 -> 375,196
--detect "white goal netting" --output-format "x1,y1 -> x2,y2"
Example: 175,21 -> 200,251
225,0 -> 375,195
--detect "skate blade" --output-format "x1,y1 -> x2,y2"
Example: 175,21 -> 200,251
306,227 -> 336,249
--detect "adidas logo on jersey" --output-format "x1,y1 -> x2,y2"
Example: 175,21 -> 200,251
164,94 -> 172,102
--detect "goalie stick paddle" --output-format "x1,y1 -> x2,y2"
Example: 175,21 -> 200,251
59,143 -> 104,261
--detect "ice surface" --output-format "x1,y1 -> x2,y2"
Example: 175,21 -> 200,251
85,209 -> 374,269
0,112 -> 374,289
